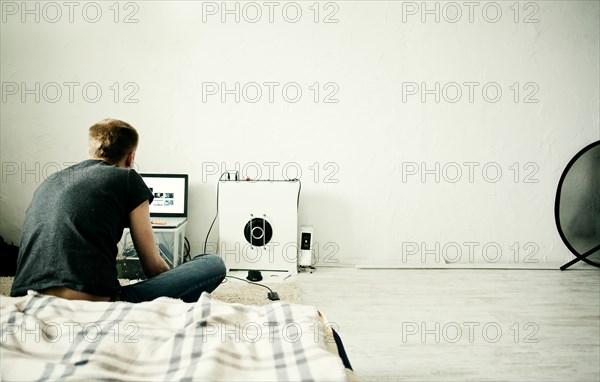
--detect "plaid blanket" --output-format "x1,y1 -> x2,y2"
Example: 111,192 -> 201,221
1,291 -> 348,381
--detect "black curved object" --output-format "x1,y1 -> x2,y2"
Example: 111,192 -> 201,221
244,217 -> 273,247
556,140 -> 600,270
246,270 -> 263,282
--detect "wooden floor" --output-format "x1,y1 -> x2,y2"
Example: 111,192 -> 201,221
295,267 -> 600,382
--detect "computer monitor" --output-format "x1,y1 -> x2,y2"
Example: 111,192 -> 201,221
140,173 -> 188,218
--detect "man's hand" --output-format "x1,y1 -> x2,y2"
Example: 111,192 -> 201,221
129,200 -> 170,278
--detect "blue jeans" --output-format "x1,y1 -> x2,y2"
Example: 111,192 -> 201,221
118,254 -> 226,303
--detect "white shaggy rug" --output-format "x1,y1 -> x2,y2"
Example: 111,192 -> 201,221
211,278 -> 302,305
0,277 -> 302,306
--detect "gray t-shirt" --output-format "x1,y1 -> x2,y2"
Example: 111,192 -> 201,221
10,159 -> 153,297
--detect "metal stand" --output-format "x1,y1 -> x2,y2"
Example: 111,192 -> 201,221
560,243 -> 600,271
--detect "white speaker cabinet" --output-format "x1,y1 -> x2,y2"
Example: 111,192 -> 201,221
218,179 -> 299,275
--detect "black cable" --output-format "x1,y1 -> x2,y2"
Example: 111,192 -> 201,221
295,178 -> 301,208
224,275 -> 275,294
183,237 -> 191,262
203,172 -> 226,254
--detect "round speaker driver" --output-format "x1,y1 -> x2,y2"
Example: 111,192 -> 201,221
244,217 -> 273,246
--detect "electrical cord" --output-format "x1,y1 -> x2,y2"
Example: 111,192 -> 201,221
183,237 -> 191,262
295,178 -> 301,208
203,172 -> 227,254
223,275 -> 275,294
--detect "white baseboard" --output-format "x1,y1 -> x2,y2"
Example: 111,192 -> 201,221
354,261 -> 598,270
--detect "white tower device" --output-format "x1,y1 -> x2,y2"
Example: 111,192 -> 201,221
299,225 -> 313,267
218,179 -> 299,275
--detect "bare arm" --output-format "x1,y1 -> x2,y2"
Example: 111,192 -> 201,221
129,200 -> 170,278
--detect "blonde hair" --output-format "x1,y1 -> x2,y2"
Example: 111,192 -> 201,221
88,119 -> 138,164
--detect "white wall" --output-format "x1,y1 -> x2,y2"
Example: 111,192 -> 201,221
1,1 -> 598,268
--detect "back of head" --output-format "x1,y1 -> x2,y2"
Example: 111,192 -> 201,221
88,119 -> 138,165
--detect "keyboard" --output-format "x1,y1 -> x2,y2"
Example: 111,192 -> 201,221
150,217 -> 187,228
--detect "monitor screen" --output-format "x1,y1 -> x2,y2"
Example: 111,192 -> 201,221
140,174 -> 188,217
